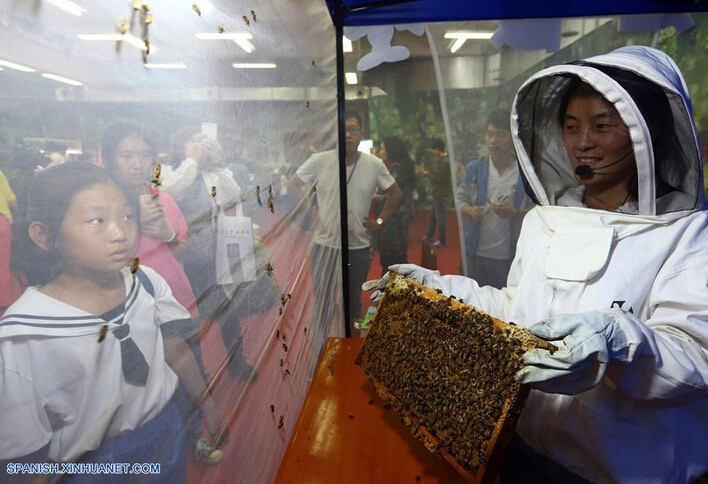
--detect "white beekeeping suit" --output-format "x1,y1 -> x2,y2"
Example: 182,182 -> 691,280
373,47 -> 708,483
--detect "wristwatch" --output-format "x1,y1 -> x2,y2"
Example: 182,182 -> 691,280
376,217 -> 384,226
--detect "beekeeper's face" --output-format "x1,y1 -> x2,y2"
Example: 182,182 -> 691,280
562,87 -> 636,192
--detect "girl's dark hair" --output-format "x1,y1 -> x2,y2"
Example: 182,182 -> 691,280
382,136 -> 416,187
100,121 -> 156,171
11,162 -> 138,286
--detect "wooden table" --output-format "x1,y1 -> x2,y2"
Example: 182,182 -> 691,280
275,337 -> 467,484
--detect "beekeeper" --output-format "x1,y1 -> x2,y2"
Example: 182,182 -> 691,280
365,46 -> 708,483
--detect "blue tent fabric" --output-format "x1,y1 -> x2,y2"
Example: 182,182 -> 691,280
326,0 -> 708,26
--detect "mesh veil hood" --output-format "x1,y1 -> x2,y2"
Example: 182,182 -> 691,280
511,46 -> 704,216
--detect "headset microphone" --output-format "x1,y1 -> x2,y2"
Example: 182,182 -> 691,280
574,151 -> 634,180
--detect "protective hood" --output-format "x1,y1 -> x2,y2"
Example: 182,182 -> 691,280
511,45 -> 704,217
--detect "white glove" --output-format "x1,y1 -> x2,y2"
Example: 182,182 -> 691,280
361,264 -> 441,302
516,310 -> 631,395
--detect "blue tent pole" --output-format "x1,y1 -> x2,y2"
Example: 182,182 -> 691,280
334,0 -> 352,337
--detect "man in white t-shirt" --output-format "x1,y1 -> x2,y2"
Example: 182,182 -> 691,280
289,112 -> 402,336
457,109 -> 529,288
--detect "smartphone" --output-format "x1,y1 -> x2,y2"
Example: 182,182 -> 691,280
201,122 -> 218,141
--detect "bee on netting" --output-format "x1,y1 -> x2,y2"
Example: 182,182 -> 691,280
118,19 -> 130,34
276,329 -> 280,338
141,2 -> 150,13
143,38 -> 150,56
267,197 -> 274,214
305,101 -> 310,109
311,186 -> 316,194
278,307 -> 283,316
281,332 -> 286,341
255,185 -> 262,206
251,10 -> 257,22
279,358 -> 283,367
303,327 -> 307,334
218,24 -> 226,33
284,369 -> 291,376
130,257 -> 140,273
282,343 -> 288,352
265,262 -> 274,276
311,60 -> 315,67
280,293 -> 290,306
242,15 -> 250,26
144,12 -> 153,24
98,325 -> 108,343
191,3 -> 202,16
267,184 -> 273,196
278,415 -> 284,429
132,0 -> 142,10
211,186 -> 217,197
270,404 -> 275,413
348,413 -> 354,420
151,164 -> 161,186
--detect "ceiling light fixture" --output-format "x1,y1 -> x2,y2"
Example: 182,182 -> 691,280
343,36 -> 353,53
444,31 -> 495,40
0,59 -> 35,72
46,0 -> 85,16
42,73 -> 83,86
450,38 -> 466,53
78,34 -> 153,52
444,31 -> 494,53
144,63 -> 186,69
232,63 -> 277,69
345,72 -> 358,84
195,32 -> 254,53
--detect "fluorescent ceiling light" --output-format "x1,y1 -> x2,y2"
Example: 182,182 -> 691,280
78,34 -> 153,52
46,0 -> 85,16
195,32 -> 253,40
444,31 -> 495,40
232,63 -> 276,69
144,63 -> 186,69
234,39 -> 254,53
42,73 -> 83,86
195,32 -> 254,52
343,36 -> 353,53
450,38 -> 466,53
0,59 -> 35,72
345,72 -> 357,85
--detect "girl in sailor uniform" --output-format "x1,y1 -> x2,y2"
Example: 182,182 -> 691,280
0,163 -> 224,482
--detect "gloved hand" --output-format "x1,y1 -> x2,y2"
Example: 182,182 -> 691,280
516,310 -> 631,395
361,264 -> 440,302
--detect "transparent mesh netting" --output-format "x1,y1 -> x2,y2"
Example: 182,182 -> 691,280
0,1 -> 340,483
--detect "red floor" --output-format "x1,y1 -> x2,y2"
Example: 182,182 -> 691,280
362,210 -> 463,312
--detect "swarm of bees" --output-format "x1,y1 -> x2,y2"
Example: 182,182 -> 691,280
356,273 -> 555,480
130,257 -> 140,274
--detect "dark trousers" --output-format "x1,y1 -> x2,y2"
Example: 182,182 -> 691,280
348,247 -> 372,324
466,255 -> 511,289
500,433 -> 592,484
311,244 -> 370,337
380,251 -> 408,277
425,197 -> 447,244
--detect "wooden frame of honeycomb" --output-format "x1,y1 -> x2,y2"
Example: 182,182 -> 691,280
356,273 -> 555,483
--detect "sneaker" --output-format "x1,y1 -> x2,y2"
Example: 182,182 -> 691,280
432,240 -> 445,248
196,437 -> 223,465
